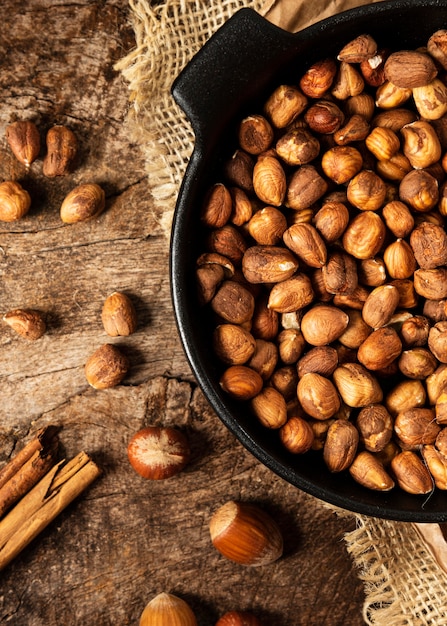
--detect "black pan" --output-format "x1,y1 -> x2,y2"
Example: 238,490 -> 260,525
170,0 -> 447,521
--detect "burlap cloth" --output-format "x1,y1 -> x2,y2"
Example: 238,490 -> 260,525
115,1 -> 447,623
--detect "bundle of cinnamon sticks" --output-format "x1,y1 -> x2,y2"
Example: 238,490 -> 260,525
0,425 -> 101,570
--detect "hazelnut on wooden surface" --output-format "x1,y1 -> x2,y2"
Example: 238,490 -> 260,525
127,426 -> 190,480
5,120 -> 40,167
215,611 -> 262,626
60,183 -> 105,224
209,500 -> 283,566
139,592 -> 197,626
3,308 -> 46,340
42,124 -> 77,176
0,181 -> 31,221
101,291 -> 137,337
84,343 -> 129,389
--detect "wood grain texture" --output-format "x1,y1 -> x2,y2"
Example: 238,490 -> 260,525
0,2 -> 366,624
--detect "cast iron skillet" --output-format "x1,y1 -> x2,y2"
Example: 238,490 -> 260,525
170,0 -> 447,521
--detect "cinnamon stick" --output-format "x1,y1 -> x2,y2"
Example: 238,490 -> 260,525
0,425 -> 59,517
0,451 -> 101,571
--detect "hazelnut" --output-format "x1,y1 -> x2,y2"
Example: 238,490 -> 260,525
357,327 -> 402,371
333,114 -> 370,145
322,251 -> 358,295
279,416 -> 314,454
283,223 -> 327,268
196,263 -> 225,305
252,155 -> 286,206
384,50 -> 437,88
349,451 -> 394,491
264,84 -> 308,128
394,408 -> 440,447
383,239 -> 417,279
285,165 -> 328,210
345,93 -> 375,120
0,181 -> 31,222
321,146 -> 363,184
331,62 -> 364,100
211,280 -> 255,325
230,187 -> 252,226
358,258 -> 387,287
213,324 -> 256,365
101,291 -> 137,337
3,308 -> 46,340
428,321 -> 447,362
300,305 -> 349,346
251,386 -> 287,429
360,51 -> 387,87
398,347 -> 438,380
247,339 -> 278,380
219,365 -> 263,400
267,273 -> 314,313
400,315 -> 430,348
209,500 -> 283,566
247,206 -> 287,245
277,328 -> 305,364
224,150 -> 255,194
42,124 -> 77,177
427,29 -> 447,70
414,268 -> 447,300
332,362 -> 383,407
323,419 -> 359,472
299,58 -> 337,98
390,450 -> 433,494
385,379 -> 426,416
305,100 -> 345,134
297,372 -> 341,420
201,183 -> 233,228
84,343 -> 129,389
127,425 -> 190,480
238,114 -> 274,155
338,34 -> 377,63
60,183 -> 106,224
251,295 -> 279,340
215,611 -> 262,626
356,404 -> 393,452
421,445 -> 447,490
401,121 -> 442,169
275,128 -> 320,166
242,245 -> 298,284
373,107 -> 417,132
346,169 -> 387,211
338,309 -> 372,349
313,201 -> 350,243
5,120 -> 40,167
362,284 -> 399,329
207,224 -> 248,265
342,211 -> 386,259
410,221 -> 447,269
376,152 -> 412,182
297,345 -> 338,378
382,200 -> 414,238
413,79 -> 447,120
375,81 -> 412,109
365,126 -> 400,161
139,592 -> 197,626
270,365 -> 299,401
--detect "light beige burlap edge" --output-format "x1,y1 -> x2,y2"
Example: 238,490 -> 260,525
115,1 -> 447,624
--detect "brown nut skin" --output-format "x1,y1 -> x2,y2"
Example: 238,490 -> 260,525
279,416 -> 314,454
101,292 -> 137,337
323,419 -> 359,472
394,408 -> 440,447
283,223 -> 327,268
362,284 -> 400,329
201,183 -> 233,228
356,404 -> 393,453
297,372 -> 341,420
84,343 -> 129,389
410,221 -> 447,269
127,426 -> 190,480
213,324 -> 256,365
333,362 -> 383,408
299,58 -> 337,98
219,365 -> 263,400
384,50 -> 437,88
251,386 -> 287,429
357,327 -> 402,371
252,155 -> 286,206
60,183 -> 106,224
349,451 -> 395,491
215,611 -> 262,626
238,114 -> 274,155
5,120 -> 40,167
211,280 -> 255,325
264,84 -> 308,128
390,450 -> 434,495
242,246 -> 298,284
42,125 -> 77,176
0,181 -> 31,222
300,305 -> 349,347
342,211 -> 386,260
3,308 -> 46,340
209,500 -> 283,567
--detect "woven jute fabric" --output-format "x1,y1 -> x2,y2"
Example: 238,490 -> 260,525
116,1 -> 447,624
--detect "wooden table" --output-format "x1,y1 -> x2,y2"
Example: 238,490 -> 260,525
0,2 -> 366,624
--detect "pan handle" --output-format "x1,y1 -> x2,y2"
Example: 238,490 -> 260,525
171,8 -> 296,147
